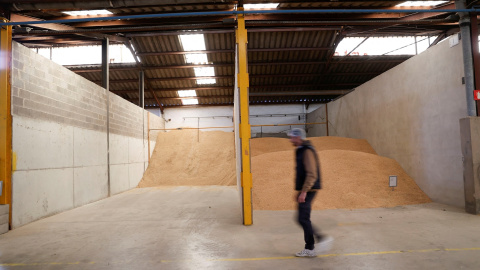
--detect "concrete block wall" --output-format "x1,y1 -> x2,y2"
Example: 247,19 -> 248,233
326,37 -> 467,208
10,42 -> 164,228
109,94 -> 146,194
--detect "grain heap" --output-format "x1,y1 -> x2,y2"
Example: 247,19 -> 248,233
138,130 -> 236,187
251,136 -> 431,210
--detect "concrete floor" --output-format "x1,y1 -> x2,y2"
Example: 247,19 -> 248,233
0,186 -> 479,270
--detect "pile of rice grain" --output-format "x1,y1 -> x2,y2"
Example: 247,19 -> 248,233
251,136 -> 431,210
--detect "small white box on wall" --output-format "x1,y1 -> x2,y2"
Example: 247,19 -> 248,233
449,34 -> 459,47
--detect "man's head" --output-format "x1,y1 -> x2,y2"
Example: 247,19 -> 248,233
287,128 -> 306,147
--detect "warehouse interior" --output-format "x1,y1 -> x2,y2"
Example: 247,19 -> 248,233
1,1 -> 480,269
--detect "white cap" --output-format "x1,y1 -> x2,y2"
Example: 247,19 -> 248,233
287,128 -> 306,140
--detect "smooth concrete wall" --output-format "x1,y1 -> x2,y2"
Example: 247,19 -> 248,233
108,94 -> 151,195
164,106 -> 235,132
250,104 -> 322,138
327,37 -> 467,207
306,104 -> 327,137
10,42 -> 164,228
164,104 -> 322,137
147,110 -> 165,158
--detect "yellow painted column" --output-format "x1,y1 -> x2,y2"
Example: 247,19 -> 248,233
236,9 -> 252,225
0,20 -> 13,228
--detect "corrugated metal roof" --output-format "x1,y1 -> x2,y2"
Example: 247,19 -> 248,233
8,0 -> 459,108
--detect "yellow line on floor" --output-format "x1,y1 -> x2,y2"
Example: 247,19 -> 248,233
2,247 -> 480,266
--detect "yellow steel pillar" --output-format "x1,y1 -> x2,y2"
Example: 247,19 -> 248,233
0,21 -> 12,228
236,9 -> 252,225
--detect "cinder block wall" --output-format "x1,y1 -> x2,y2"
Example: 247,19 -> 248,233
325,37 -> 467,208
10,42 -> 164,228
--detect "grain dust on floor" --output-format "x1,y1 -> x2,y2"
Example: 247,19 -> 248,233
138,129 -> 236,187
251,136 -> 431,210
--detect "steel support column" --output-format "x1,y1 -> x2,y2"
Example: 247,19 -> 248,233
102,38 -> 111,197
457,0 -> 477,116
470,13 -> 480,115
139,71 -> 145,108
236,9 -> 252,226
0,22 -> 12,228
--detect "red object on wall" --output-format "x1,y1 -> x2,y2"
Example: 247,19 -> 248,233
475,90 -> 480,101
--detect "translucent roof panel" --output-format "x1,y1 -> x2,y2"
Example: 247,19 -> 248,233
335,36 -> 437,56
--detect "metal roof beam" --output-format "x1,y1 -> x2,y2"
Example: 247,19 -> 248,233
10,13 -> 129,43
111,85 -> 357,94
125,90 -> 350,99
144,99 -> 333,108
398,2 -> 456,21
135,47 -> 332,56
67,59 -> 406,72
6,0 -> 237,11
89,72 -> 378,84
128,91 -> 347,102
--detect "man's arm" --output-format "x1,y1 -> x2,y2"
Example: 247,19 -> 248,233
302,149 -> 318,192
298,149 -> 318,203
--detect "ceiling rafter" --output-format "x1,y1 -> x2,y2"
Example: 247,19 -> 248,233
10,13 -> 129,43
3,0 -> 462,108
66,58 -> 408,72
111,84 -> 359,94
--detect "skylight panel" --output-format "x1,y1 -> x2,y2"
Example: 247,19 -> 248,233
185,53 -> 208,64
194,67 -> 215,77
196,79 -> 216,85
244,3 -> 279,9
396,1 -> 448,7
62,10 -> 112,16
182,99 -> 199,105
179,34 -> 206,51
334,36 -> 436,56
179,34 -> 216,85
33,44 -> 135,65
194,67 -> 216,84
178,90 -> 197,97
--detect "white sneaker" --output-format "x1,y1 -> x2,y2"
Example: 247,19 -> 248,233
295,249 -> 316,257
315,235 -> 334,253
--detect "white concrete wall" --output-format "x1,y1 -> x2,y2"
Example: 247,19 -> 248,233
12,117 -> 109,226
164,106 -> 234,132
306,104 -> 328,136
327,37 -> 467,207
10,42 -> 164,228
163,104 -> 322,138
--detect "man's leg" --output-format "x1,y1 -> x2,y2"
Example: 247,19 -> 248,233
297,191 -> 316,250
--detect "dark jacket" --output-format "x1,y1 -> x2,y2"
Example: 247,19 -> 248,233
295,140 -> 321,192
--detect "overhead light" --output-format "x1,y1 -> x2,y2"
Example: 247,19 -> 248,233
396,1 -> 448,7
244,3 -> 279,9
179,34 -> 206,51
62,10 -> 113,16
182,99 -> 199,105
178,90 -> 197,97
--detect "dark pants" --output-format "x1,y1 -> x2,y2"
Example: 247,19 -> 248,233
297,191 -> 319,250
